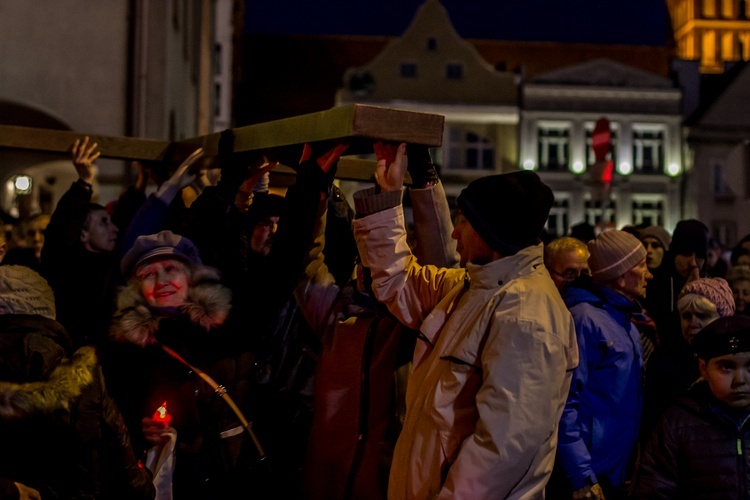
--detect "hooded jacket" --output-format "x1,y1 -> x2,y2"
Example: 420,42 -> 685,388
353,201 -> 578,500
0,314 -> 154,500
557,282 -> 644,490
635,381 -> 750,499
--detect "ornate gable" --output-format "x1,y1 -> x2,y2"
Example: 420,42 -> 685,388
338,0 -> 516,106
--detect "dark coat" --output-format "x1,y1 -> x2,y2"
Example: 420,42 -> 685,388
105,266 -> 261,499
0,314 -> 154,500
634,381 -> 750,499
40,180 -> 119,348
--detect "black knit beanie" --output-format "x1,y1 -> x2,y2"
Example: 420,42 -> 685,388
456,171 -> 554,255
670,219 -> 709,259
245,192 -> 287,230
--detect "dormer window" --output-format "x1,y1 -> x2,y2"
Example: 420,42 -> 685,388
400,63 -> 418,78
427,37 -> 437,51
446,63 -> 463,79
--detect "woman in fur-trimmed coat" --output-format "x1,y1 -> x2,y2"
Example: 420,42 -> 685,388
105,231 -> 260,499
0,265 -> 154,500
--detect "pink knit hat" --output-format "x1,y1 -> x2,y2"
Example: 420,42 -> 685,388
678,277 -> 735,318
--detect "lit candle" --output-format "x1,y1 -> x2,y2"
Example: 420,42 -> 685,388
152,401 -> 172,427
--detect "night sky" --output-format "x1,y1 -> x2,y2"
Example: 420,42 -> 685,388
245,0 -> 672,46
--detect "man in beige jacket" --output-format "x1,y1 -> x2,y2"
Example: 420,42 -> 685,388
352,143 -> 578,499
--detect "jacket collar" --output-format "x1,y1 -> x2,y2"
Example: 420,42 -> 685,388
465,243 -> 544,290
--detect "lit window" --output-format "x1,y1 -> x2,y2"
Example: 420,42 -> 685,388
537,124 -> 570,171
632,127 -> 664,174
631,198 -> 664,226
585,198 -> 617,227
445,127 -> 495,170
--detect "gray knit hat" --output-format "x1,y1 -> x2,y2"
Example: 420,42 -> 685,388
588,230 -> 647,282
640,225 -> 671,250
678,277 -> 735,318
0,265 -> 56,320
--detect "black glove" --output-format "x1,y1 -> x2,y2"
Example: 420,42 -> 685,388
217,129 -> 242,198
406,144 -> 438,188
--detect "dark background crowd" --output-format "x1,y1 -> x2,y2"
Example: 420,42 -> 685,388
2,135 -> 750,500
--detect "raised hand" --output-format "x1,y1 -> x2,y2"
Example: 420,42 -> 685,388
165,148 -> 205,191
71,136 -> 100,184
142,416 -> 171,446
374,141 -> 407,192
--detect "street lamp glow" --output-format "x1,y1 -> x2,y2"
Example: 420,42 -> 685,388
522,159 -> 535,171
14,175 -> 31,193
667,163 -> 681,176
618,162 -> 632,175
571,161 -> 585,174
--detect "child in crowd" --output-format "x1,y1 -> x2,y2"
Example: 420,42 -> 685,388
634,314 -> 750,498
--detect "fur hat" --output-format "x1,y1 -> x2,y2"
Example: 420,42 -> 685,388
670,219 -> 709,259
0,266 -> 56,320
588,230 -> 647,282
456,171 -> 554,255
692,315 -> 750,360
121,230 -> 202,277
678,277 -> 735,318
640,225 -> 671,250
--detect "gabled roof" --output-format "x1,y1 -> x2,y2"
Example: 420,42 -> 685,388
339,0 -> 517,106
687,61 -> 750,128
530,58 -> 674,88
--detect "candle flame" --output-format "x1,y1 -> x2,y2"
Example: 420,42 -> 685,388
157,401 -> 168,419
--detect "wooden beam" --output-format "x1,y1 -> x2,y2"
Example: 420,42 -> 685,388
174,104 -> 444,158
0,124 -> 170,161
271,158 -> 413,184
0,105 -> 443,179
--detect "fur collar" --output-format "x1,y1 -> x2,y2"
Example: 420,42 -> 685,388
0,346 -> 98,420
110,265 -> 231,346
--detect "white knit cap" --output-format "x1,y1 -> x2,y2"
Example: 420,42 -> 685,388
0,265 -> 56,320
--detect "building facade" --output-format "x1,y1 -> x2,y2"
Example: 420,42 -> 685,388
0,0 -> 235,216
520,59 -> 684,236
336,0 -> 519,201
336,0 -> 684,237
684,62 -> 750,246
668,0 -> 750,73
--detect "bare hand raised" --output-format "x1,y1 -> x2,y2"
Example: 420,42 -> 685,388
165,148 -> 205,190
71,136 -> 100,184
374,142 -> 407,192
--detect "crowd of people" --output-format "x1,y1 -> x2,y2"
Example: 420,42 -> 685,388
1,134 -> 750,499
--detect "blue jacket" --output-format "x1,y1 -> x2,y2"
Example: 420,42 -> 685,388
557,282 -> 643,489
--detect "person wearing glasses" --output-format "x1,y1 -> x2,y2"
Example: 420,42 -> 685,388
544,237 -> 590,294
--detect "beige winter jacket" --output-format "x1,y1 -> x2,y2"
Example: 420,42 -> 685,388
353,204 -> 578,500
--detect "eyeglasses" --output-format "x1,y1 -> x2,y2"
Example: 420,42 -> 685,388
548,267 -> 589,282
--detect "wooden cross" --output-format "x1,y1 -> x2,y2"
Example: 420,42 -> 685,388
0,104 -> 444,183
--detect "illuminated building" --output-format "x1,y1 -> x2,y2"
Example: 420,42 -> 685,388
667,0 -> 750,73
